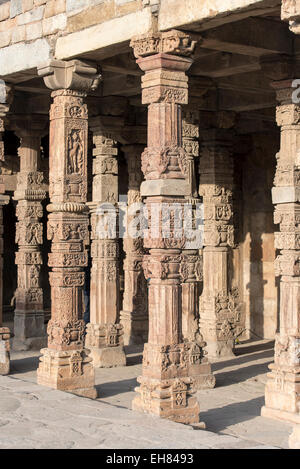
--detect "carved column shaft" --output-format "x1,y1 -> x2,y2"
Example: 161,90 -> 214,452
12,117 -> 47,350
0,92 -> 13,374
85,117 -> 126,368
181,111 -> 200,342
261,78 -> 300,423
130,31 -> 206,425
199,122 -> 242,359
120,144 -> 148,345
36,60 -> 101,398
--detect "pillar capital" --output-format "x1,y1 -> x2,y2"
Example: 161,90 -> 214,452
90,115 -> 124,138
130,30 -> 199,59
38,59 -> 102,94
9,114 -> 48,139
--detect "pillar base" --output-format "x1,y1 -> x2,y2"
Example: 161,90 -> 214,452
190,363 -> 216,391
0,327 -> 10,375
37,347 -> 97,399
133,375 -> 201,425
12,336 -> 47,352
289,425 -> 300,449
205,338 -> 235,360
262,364 -> 300,424
13,312 -> 46,351
89,345 -> 127,368
261,406 -> 300,425
120,310 -> 148,346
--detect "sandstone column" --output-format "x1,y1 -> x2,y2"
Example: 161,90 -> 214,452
0,97 -> 11,374
85,116 -> 126,367
181,110 -> 201,342
181,110 -> 215,389
11,115 -> 48,351
130,31 -> 207,424
259,56 -> 300,423
120,144 -> 148,345
36,60 -> 101,397
199,113 -> 243,359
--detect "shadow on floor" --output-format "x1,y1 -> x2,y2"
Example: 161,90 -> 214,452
95,377 -> 138,399
201,396 -> 265,433
234,340 -> 274,356
124,345 -> 144,366
213,348 -> 274,372
214,360 -> 272,387
10,356 -> 40,374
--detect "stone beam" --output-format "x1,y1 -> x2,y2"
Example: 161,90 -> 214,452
158,0 -> 281,31
191,52 -> 260,78
101,54 -> 142,77
217,72 -> 274,95
102,74 -> 141,97
55,9 -> 152,62
201,17 -> 292,57
219,89 -> 275,112
0,39 -> 51,79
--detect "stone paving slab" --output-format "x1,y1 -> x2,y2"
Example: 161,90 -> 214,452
0,339 -> 292,449
0,374 -> 278,449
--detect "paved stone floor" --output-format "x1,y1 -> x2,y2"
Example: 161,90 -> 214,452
0,339 -> 293,449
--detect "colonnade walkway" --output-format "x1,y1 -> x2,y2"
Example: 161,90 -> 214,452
0,339 -> 292,449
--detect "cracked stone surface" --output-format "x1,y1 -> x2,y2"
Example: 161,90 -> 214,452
0,340 -> 292,449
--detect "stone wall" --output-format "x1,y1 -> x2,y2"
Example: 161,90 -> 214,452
0,0 -> 143,48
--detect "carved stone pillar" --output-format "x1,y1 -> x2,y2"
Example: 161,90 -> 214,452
120,144 -> 148,345
130,31 -> 207,425
11,115 -> 48,351
259,2 -> 300,425
85,116 -> 126,367
181,111 -> 201,342
181,110 -> 215,389
36,60 -> 101,397
199,113 -> 243,359
259,68 -> 300,423
0,100 -> 10,374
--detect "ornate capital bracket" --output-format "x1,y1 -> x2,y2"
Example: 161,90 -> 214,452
90,115 -> 124,141
9,114 -> 49,139
38,60 -> 102,93
130,30 -> 199,59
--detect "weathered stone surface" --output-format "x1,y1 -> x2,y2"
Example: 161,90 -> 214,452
55,9 -> 152,60
0,39 -> 51,76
